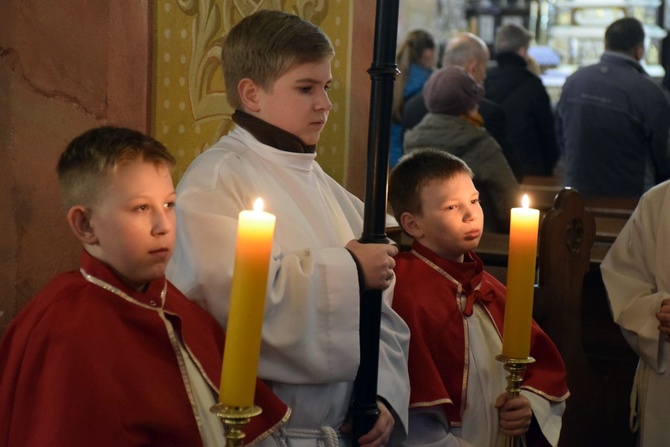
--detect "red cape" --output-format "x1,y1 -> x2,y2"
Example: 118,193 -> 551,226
0,251 -> 288,446
393,242 -> 568,426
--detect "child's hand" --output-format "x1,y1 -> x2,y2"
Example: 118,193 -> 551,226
345,240 -> 398,290
656,298 -> 670,341
340,401 -> 394,447
494,393 -> 532,437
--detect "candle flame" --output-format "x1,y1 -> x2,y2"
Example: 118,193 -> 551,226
521,194 -> 530,209
253,198 -> 264,212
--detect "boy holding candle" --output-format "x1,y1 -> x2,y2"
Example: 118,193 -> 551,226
0,126 -> 288,446
388,149 -> 568,446
167,9 -> 410,447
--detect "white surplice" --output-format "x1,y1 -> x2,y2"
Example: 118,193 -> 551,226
167,126 -> 410,447
601,179 -> 670,447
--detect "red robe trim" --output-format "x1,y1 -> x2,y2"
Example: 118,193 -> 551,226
393,241 -> 569,426
0,251 -> 288,447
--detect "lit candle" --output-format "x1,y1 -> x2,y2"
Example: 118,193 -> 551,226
220,198 -> 276,407
502,195 -> 540,359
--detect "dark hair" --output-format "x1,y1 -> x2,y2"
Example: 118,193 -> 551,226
494,24 -> 531,54
221,9 -> 334,110
605,17 -> 645,53
389,149 -> 473,234
57,126 -> 175,209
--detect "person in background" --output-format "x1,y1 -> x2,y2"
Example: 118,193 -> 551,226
556,17 -> 670,198
389,29 -> 436,167
0,126 -> 288,446
403,32 -> 524,182
167,10 -> 410,447
388,149 -> 568,446
485,24 -> 559,177
601,178 -> 670,446
404,66 -> 519,233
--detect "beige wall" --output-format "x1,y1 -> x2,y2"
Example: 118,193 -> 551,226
0,1 -> 381,333
0,0 -> 152,333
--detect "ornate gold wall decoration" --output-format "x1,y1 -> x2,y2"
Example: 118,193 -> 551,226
153,0 -> 351,182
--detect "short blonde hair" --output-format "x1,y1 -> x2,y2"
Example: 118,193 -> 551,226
221,9 -> 334,110
57,126 -> 175,210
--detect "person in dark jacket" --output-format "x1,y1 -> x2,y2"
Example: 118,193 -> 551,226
404,66 -> 520,233
485,24 -> 559,177
403,32 -> 524,182
556,17 -> 670,198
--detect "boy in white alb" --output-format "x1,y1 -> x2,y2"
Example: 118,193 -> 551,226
167,9 -> 410,447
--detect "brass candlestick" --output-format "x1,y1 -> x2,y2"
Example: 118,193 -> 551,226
496,355 -> 535,447
210,403 -> 262,447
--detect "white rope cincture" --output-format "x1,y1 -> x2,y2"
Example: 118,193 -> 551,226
272,426 -> 340,447
629,359 -> 649,438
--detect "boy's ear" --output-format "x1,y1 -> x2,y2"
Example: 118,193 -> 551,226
67,206 -> 98,245
238,78 -> 262,112
400,211 -> 423,239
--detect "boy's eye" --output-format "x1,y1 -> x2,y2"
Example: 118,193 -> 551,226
164,201 -> 175,209
299,86 -> 312,93
446,205 -> 456,211
136,204 -> 148,211
471,199 -> 481,205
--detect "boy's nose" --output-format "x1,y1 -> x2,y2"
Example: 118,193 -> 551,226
153,209 -> 173,235
463,206 -> 477,222
317,90 -> 333,111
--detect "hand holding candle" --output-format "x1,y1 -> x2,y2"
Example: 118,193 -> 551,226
220,198 -> 276,408
502,195 -> 540,359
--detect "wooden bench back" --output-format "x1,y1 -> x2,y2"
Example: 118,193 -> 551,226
533,188 -> 597,447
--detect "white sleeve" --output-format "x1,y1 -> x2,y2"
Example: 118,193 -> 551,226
378,281 -> 411,442
601,185 -> 670,373
403,407 -> 477,447
522,390 -> 565,446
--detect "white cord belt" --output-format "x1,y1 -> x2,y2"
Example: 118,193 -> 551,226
272,426 -> 341,447
629,359 -> 649,437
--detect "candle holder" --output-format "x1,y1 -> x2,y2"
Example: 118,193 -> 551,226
210,403 -> 262,447
496,355 -> 535,447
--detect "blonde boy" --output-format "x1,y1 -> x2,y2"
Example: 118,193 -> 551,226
167,9 -> 410,447
0,126 -> 287,446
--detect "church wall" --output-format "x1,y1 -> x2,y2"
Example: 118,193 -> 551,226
0,0 -> 151,333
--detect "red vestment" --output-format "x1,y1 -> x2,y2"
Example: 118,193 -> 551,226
393,242 -> 568,427
0,251 -> 288,446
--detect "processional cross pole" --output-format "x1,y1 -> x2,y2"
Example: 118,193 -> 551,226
352,0 -> 400,445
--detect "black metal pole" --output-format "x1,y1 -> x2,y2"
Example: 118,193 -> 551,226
352,0 -> 399,444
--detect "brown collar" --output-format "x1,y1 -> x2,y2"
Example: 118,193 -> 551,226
232,110 -> 316,154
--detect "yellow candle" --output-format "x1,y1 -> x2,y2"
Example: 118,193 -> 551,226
502,195 -> 540,359
220,198 -> 276,407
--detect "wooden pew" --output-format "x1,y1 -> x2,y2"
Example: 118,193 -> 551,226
531,188 -> 600,447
